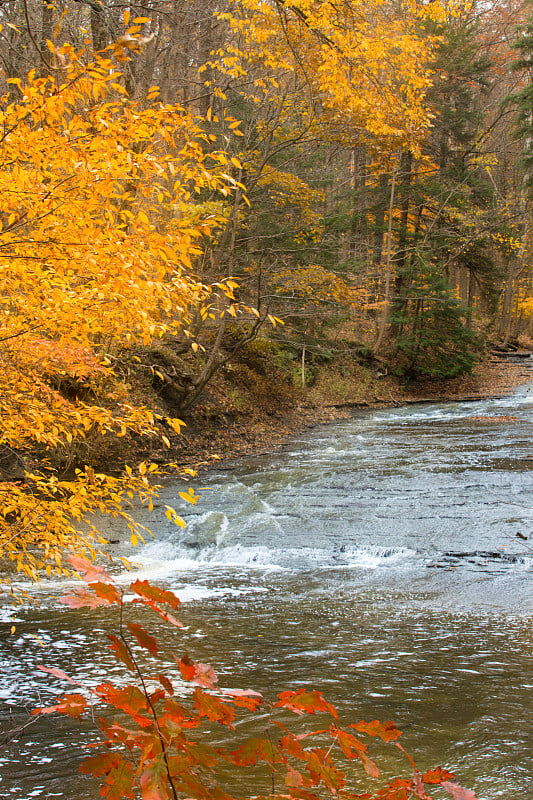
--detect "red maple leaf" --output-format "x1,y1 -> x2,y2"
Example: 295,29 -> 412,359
130,579 -> 181,609
108,635 -> 135,671
126,623 -> 159,656
276,689 -> 338,719
32,693 -> 87,718
67,554 -> 111,583
350,719 -> 402,742
58,587 -> 111,609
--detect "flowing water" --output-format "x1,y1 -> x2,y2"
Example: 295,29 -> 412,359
2,379 -> 533,799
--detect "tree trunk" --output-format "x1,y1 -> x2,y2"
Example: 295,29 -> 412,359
374,165 -> 397,355
40,0 -> 54,78
348,145 -> 367,263
371,173 -> 389,273
91,3 -> 108,52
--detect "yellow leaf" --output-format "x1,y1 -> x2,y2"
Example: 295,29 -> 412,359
179,488 -> 199,504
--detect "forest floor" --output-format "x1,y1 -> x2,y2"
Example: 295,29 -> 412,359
161,347 -> 533,473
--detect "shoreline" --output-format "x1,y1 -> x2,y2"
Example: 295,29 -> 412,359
167,353 -> 533,474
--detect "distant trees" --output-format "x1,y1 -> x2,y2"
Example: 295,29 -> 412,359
0,0 -> 532,458
3,0 -> 533,383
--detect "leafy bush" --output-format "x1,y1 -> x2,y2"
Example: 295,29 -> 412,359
33,557 -> 480,800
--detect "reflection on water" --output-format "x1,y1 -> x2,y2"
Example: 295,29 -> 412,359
1,382 -> 533,799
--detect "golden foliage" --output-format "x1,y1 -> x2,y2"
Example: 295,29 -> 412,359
209,0 -> 465,152
0,39 -> 237,596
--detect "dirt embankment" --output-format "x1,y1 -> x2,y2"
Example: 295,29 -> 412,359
158,352 -> 533,473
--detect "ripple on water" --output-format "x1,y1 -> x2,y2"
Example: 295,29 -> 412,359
3,384 -> 533,798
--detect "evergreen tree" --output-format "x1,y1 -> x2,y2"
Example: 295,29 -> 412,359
508,4 -> 533,192
386,15 -> 495,377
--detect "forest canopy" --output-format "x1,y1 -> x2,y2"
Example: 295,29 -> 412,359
2,0 -> 533,591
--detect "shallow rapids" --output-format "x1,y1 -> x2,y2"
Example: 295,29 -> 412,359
2,380 -> 533,799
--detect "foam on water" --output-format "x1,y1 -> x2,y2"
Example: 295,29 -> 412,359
133,538 -> 419,574
369,380 -> 533,425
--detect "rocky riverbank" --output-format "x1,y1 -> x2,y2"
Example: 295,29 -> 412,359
159,351 -> 533,473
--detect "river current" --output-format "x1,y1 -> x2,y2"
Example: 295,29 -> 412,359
2,381 -> 533,799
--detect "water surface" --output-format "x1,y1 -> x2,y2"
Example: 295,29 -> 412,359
2,382 -> 533,799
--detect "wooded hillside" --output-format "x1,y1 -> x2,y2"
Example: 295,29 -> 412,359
2,6 -> 530,799
1,0 -> 533,590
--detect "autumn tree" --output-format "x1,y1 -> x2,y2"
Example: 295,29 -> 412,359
492,0 -> 533,342
187,0 -> 453,373
373,10 -> 500,376
0,26 -> 245,594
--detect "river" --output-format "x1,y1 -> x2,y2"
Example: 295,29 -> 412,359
1,380 -> 533,799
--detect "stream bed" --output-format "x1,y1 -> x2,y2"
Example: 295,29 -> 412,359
2,381 -> 533,799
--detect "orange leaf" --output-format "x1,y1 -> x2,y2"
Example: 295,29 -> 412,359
193,688 -> 235,726
173,770 -> 232,800
359,750 -> 380,779
130,579 -> 181,609
375,778 -> 411,799
422,768 -> 456,784
285,767 -> 305,787
90,581 -> 121,604
350,719 -> 402,742
140,754 -> 169,800
280,735 -> 305,760
33,693 -> 87,718
175,653 -> 196,682
108,634 -> 135,671
288,791 -> 323,800
156,673 -> 174,695
59,587 -> 111,609
230,737 -> 276,766
160,698 -> 193,727
96,683 -> 150,717
330,727 -> 368,759
175,654 -> 217,689
140,600 -> 183,628
68,555 -> 111,583
304,748 -> 346,790
103,759 -> 135,800
222,687 -> 263,711
80,752 -> 121,778
126,623 -> 159,656
276,689 -> 338,719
